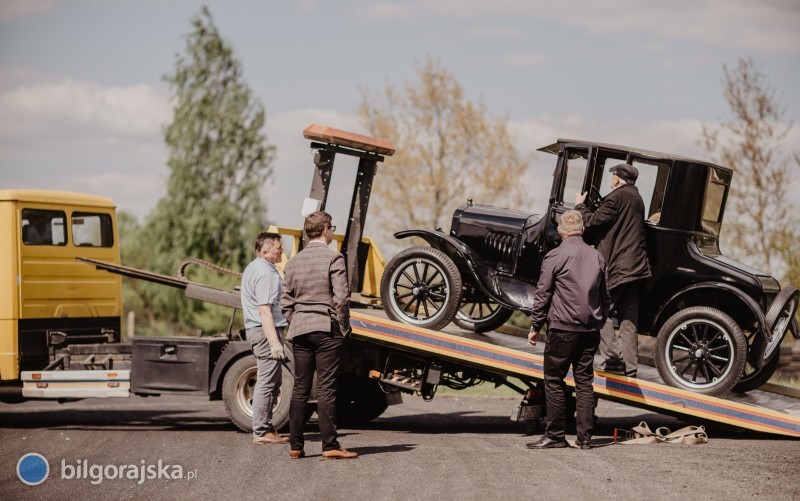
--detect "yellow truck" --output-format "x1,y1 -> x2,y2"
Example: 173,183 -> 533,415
0,190 -> 127,400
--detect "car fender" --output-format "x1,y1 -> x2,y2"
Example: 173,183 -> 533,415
394,229 -> 491,297
209,340 -> 253,400
653,281 -> 769,343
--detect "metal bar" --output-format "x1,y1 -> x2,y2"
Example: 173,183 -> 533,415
309,142 -> 386,162
341,157 -> 378,294
77,257 -> 188,290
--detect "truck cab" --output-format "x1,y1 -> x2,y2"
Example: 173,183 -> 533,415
0,190 -> 122,389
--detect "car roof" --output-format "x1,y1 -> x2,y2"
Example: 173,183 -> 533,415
537,139 -> 732,174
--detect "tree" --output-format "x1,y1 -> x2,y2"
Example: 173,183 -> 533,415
136,6 -> 274,334
702,57 -> 799,279
358,58 -> 531,245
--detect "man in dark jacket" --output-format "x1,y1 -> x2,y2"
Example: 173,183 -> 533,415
575,163 -> 651,377
527,210 -> 611,450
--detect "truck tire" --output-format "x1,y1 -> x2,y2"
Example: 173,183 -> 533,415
381,246 -> 463,331
654,306 -> 746,396
453,301 -> 513,333
337,376 -> 388,425
222,355 -> 294,433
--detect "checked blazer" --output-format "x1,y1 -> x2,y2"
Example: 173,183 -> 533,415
280,241 -> 351,340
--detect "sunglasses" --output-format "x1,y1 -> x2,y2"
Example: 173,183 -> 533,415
327,225 -> 337,232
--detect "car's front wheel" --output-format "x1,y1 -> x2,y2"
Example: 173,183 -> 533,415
654,306 -> 746,396
381,246 -> 463,331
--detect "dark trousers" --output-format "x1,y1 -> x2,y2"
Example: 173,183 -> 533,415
599,281 -> 641,374
289,331 -> 346,452
543,329 -> 600,442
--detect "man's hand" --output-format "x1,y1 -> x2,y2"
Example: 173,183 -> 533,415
269,340 -> 289,362
575,191 -> 587,205
528,328 -> 539,346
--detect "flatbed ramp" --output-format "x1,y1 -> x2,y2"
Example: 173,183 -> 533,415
351,310 -> 800,438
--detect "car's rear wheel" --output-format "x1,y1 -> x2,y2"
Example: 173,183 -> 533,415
654,307 -> 746,396
453,298 -> 513,333
381,246 -> 463,331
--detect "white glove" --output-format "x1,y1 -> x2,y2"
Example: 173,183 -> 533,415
269,340 -> 288,362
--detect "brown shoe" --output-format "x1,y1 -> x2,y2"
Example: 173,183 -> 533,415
322,448 -> 358,460
253,432 -> 289,445
289,450 -> 305,459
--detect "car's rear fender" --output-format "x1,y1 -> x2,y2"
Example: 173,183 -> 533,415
651,282 -> 769,363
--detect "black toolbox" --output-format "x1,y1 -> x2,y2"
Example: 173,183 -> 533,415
131,336 -> 228,395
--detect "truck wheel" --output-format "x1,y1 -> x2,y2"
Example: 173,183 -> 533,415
222,355 -> 294,433
337,376 -> 388,425
763,286 -> 799,360
381,246 -> 463,331
655,307 -> 746,396
453,300 -> 513,333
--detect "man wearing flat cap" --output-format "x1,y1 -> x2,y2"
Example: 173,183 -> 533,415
575,163 -> 651,378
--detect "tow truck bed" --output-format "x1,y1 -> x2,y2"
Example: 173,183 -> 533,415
352,310 -> 800,437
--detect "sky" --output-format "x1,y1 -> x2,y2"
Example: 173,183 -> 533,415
1,0 -> 799,239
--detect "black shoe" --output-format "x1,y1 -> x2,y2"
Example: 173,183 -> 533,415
598,358 -> 626,375
576,438 -> 591,450
526,436 -> 568,449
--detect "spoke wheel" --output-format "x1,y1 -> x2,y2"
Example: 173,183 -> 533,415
453,298 -> 513,333
655,307 -> 746,396
381,246 -> 463,331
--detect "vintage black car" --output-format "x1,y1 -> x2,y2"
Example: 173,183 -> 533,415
380,139 -> 799,396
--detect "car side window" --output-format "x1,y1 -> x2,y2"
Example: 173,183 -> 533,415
631,159 -> 670,225
560,149 -> 589,207
21,209 -> 67,246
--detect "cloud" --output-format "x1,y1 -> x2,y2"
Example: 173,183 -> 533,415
356,0 -> 800,54
0,78 -> 170,220
0,79 -> 170,138
0,0 -> 55,21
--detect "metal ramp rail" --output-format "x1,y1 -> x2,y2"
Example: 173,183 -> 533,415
351,311 -> 800,438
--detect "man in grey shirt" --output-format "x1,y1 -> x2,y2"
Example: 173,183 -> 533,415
241,232 -> 289,444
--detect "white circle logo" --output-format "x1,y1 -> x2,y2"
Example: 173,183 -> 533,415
17,453 -> 50,486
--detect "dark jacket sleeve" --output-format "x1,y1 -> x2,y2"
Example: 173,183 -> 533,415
577,191 -> 620,236
330,253 -> 351,335
279,264 -> 296,325
530,252 -> 557,332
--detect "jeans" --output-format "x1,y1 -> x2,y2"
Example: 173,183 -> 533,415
247,326 -> 283,437
289,331 -> 346,452
543,329 -> 600,443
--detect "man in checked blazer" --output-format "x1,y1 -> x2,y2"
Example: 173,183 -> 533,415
280,210 -> 357,460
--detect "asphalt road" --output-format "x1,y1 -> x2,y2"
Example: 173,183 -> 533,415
1,394 -> 798,500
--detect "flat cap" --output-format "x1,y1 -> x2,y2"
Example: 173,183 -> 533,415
609,163 -> 638,184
